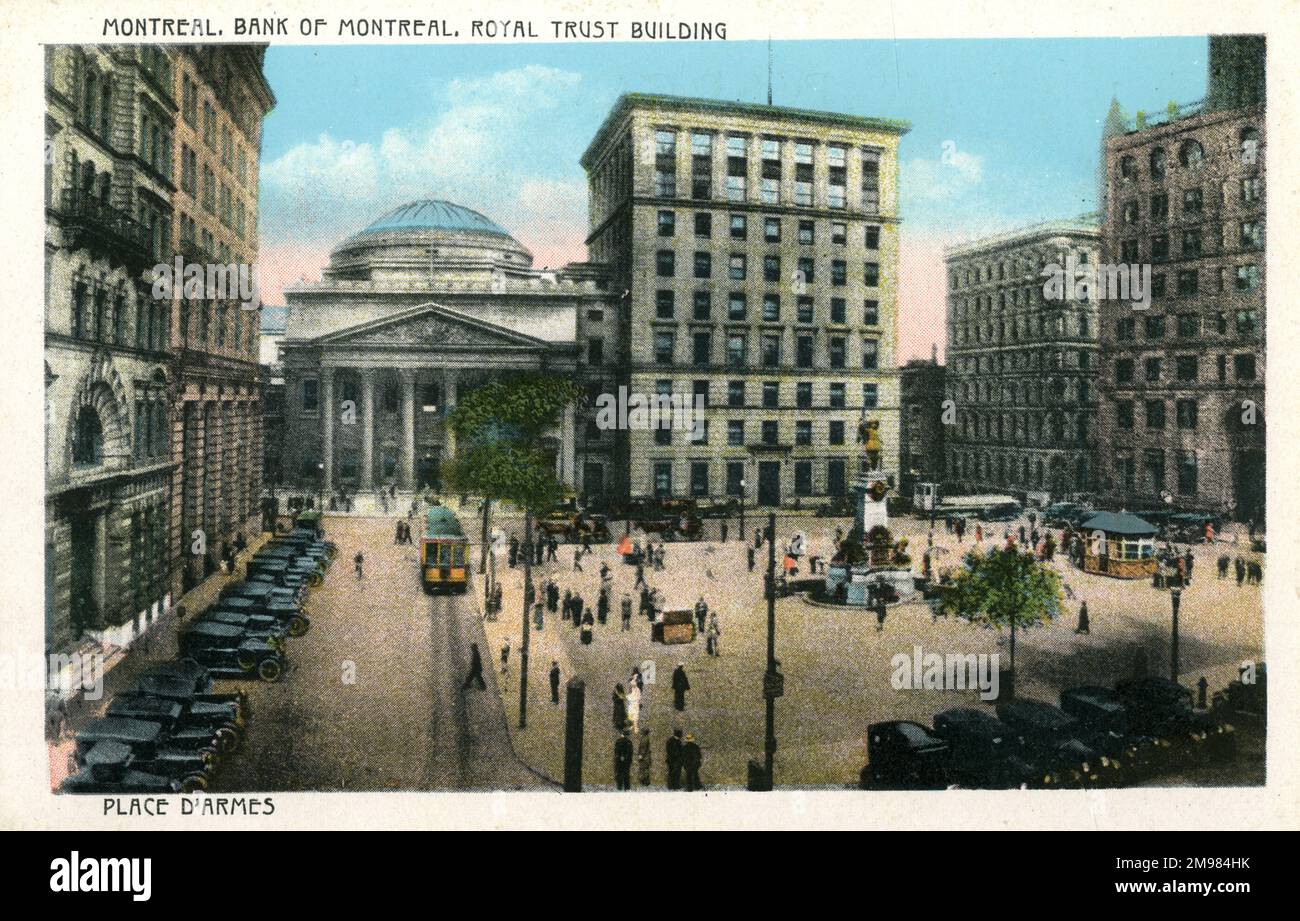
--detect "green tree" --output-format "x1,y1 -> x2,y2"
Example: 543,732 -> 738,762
939,546 -> 1063,695
440,372 -> 583,729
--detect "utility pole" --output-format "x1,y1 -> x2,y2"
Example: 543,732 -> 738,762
1169,586 -> 1181,682
519,509 -> 533,729
762,511 -> 782,787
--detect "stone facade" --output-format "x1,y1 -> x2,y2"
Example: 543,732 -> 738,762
943,219 -> 1102,501
44,45 -> 179,653
1096,96 -> 1265,519
580,94 -> 909,507
277,202 -> 615,502
169,46 -> 274,592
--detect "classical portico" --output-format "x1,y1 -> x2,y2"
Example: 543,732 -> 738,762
287,302 -> 579,497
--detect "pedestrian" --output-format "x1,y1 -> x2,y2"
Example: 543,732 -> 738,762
534,601 -> 545,632
547,536 -> 558,563
1247,519 -> 1256,541
637,729 -> 652,786
508,535 -> 518,568
1075,601 -> 1090,635
354,552 -> 364,580
614,730 -> 634,791
1028,510 -> 1037,529
672,664 -> 690,711
874,596 -> 887,632
1217,554 -> 1230,579
550,661 -> 561,703
491,583 -> 503,619
572,548 -> 583,572
720,521 -> 728,543
572,593 -> 585,629
395,520 -> 404,544
597,588 -> 610,625
535,540 -> 544,566
461,643 -> 487,691
1184,549 -> 1194,584
580,611 -> 593,645
754,527 -> 763,548
682,733 -> 703,792
1248,560 -> 1263,585
835,527 -> 844,546
582,533 -> 593,558
612,684 -> 628,732
694,596 -> 709,634
562,589 -> 573,623
600,561 -> 612,584
547,580 -> 559,613
707,613 -> 721,657
1234,557 -> 1246,586
626,678 -> 642,733
1019,525 -> 1027,545
665,729 -> 684,790
975,523 -> 983,543
500,638 -> 511,675
621,594 -> 633,631
635,562 -> 646,589
747,545 -> 756,572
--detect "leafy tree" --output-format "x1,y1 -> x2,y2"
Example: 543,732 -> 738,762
439,372 -> 583,729
938,546 -> 1063,694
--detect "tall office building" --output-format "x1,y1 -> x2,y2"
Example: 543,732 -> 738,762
943,219 -> 1102,500
580,94 -> 908,507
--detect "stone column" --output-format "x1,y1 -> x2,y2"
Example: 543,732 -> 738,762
399,368 -> 415,490
442,369 -> 458,463
360,369 -> 375,490
320,367 -> 335,495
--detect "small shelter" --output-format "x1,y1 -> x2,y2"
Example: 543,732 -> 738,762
1080,511 -> 1157,579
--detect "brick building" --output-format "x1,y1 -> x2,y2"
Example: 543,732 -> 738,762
1095,36 -> 1265,521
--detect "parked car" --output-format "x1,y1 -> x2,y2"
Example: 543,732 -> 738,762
179,622 -> 286,682
1216,663 -> 1266,723
221,579 -> 303,609
72,718 -> 213,791
136,661 -> 248,720
107,693 -> 243,755
1059,685 -> 1157,779
1042,502 -> 1093,528
932,708 -> 1047,788
996,698 -> 1114,787
209,595 -> 310,637
61,739 -> 184,795
1114,677 -> 1236,763
864,720 -> 950,789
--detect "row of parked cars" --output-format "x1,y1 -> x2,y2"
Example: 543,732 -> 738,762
864,674 -> 1249,790
60,526 -> 337,794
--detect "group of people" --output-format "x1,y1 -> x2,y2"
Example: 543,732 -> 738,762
392,520 -> 415,544
611,664 -> 704,790
1219,554 -> 1264,585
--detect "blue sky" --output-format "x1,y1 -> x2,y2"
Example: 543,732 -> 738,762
257,37 -> 1210,357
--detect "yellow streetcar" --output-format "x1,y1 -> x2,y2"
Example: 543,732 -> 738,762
421,506 -> 469,593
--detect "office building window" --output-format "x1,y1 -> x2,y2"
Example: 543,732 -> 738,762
864,262 -> 880,287
690,462 -> 709,497
830,298 -> 846,324
654,462 -> 673,497
726,333 -> 747,367
762,293 -> 781,322
694,212 -> 711,237
694,251 -> 712,279
798,221 -> 814,245
656,289 -> 675,319
761,421 -> 779,445
692,331 -> 712,366
861,338 -> 879,370
829,337 -> 846,368
797,297 -> 815,324
796,335 -> 813,368
728,292 -> 747,321
863,299 -> 879,326
726,135 -> 748,201
829,420 -> 846,446
729,254 -> 747,280
727,420 -> 744,446
764,217 -> 781,242
654,331 -> 675,364
656,250 -> 675,277
728,380 -> 745,407
796,382 -> 812,408
693,290 -> 712,321
730,213 -> 747,239
761,333 -> 782,367
794,141 -> 814,205
762,381 -> 780,408
658,210 -> 675,236
861,147 -> 881,212
863,383 -> 878,408
764,255 -> 781,283
829,383 -> 846,409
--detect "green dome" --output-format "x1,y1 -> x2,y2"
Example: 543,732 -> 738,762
360,199 -> 512,238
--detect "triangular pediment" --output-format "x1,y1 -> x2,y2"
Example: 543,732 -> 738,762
314,303 -> 547,349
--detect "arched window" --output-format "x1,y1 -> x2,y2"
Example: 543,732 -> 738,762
1120,155 -> 1137,180
72,405 -> 103,466
1178,139 -> 1204,168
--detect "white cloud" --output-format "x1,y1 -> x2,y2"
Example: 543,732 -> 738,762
901,147 -> 985,202
258,65 -> 587,261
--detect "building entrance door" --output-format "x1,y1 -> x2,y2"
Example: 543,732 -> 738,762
417,451 -> 441,491
758,461 -> 781,507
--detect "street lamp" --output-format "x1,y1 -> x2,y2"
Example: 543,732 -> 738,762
1169,586 -> 1181,682
738,478 -> 747,543
749,510 -> 783,791
316,462 -> 324,512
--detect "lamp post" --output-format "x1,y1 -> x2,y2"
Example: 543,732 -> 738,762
1169,585 -> 1181,682
316,462 -> 324,512
752,510 -> 782,791
738,478 -> 747,543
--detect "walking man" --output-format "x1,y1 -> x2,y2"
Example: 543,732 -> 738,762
747,545 -> 756,572
1075,601 -> 1090,635
637,728 -> 652,786
461,643 -> 486,691
720,521 -> 728,543
572,548 -> 583,572
672,664 -> 690,711
621,593 -> 633,631
549,661 -> 561,704
354,552 -> 364,580
694,596 -> 709,634
665,729 -> 684,790
500,637 -> 511,676
707,613 -> 721,657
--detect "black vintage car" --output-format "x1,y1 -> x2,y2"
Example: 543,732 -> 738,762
221,579 -> 302,609
1060,686 -> 1157,779
61,740 -> 183,795
136,661 -> 249,719
106,693 -> 242,755
247,557 -> 315,590
996,698 -> 1115,788
864,720 -> 950,789
179,622 -> 286,682
1115,676 -> 1236,763
932,708 -> 1047,788
1217,663 -> 1266,723
72,718 -> 213,792
207,594 -> 309,637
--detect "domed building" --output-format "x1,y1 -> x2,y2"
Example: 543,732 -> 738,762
278,198 -> 619,501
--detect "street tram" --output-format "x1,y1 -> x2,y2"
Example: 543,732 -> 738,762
421,506 -> 469,594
